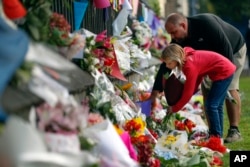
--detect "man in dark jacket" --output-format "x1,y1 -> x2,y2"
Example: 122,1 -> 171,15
152,13 -> 246,143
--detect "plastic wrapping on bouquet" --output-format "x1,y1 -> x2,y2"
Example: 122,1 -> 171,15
136,99 -> 151,116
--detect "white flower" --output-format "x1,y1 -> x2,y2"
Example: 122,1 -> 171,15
85,48 -> 91,54
88,65 -> 96,72
93,57 -> 100,65
154,109 -> 166,120
90,38 -> 96,46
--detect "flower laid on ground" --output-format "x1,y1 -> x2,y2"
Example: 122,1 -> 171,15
132,134 -> 160,167
88,94 -> 118,124
123,117 -> 160,166
194,136 -> 227,154
210,155 -> 223,166
179,148 -> 224,167
123,117 -> 145,137
159,131 -> 183,149
146,109 -> 170,138
173,113 -> 196,137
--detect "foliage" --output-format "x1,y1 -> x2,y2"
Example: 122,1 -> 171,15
207,0 -> 250,21
147,0 -> 161,17
21,0 -> 53,42
20,0 -> 73,45
9,62 -> 34,87
79,136 -> 96,151
87,91 -> 118,124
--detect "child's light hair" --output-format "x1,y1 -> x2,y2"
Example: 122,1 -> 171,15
161,44 -> 185,69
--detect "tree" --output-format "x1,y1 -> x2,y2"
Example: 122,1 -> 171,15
147,0 -> 161,17
208,0 -> 250,21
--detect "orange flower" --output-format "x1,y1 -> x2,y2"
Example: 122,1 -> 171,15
121,83 -> 133,91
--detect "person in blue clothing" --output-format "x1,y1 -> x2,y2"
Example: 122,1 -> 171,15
151,13 -> 246,143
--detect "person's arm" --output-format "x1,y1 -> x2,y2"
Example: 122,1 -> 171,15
172,66 -> 199,112
150,90 -> 160,107
150,62 -> 171,107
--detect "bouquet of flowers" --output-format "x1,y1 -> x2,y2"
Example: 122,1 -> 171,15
35,99 -> 89,154
131,20 -> 153,51
48,13 -> 86,59
83,30 -> 116,74
48,12 -> 72,46
123,117 -> 160,167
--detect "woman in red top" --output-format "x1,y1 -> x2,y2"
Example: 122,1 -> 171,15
163,44 -> 236,138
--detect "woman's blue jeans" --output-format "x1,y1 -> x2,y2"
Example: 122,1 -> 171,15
205,74 -> 234,137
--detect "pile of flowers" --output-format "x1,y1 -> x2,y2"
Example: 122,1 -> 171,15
194,136 -> 227,154
174,116 -> 196,135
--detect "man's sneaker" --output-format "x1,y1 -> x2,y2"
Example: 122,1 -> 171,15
224,129 -> 242,143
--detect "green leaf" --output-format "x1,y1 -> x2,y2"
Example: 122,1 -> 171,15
186,154 -> 201,166
28,24 -> 40,40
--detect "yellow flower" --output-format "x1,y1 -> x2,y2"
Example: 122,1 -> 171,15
124,116 -> 146,137
163,134 -> 181,147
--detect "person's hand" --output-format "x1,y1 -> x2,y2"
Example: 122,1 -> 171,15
166,106 -> 173,116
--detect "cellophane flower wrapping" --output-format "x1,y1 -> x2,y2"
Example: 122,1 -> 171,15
57,33 -> 85,60
90,70 -> 136,122
35,96 -> 89,154
132,20 -> 153,51
113,38 -> 131,74
156,130 -> 189,156
82,119 -> 139,167
119,131 -> 138,161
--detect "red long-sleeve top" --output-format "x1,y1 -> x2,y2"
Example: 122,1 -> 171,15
172,47 -> 236,112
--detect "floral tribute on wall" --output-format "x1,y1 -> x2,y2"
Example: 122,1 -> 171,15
131,20 -> 153,51
1,1 -> 231,165
82,30 -> 126,81
48,12 -> 85,59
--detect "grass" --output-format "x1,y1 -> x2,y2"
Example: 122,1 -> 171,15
222,76 -> 250,166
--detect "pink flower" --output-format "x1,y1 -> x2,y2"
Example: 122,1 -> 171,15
87,113 -> 104,126
95,30 -> 107,42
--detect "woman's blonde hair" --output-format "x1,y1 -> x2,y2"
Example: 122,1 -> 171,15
161,44 -> 185,69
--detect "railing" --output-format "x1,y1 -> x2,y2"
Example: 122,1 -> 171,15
51,0 -> 120,35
